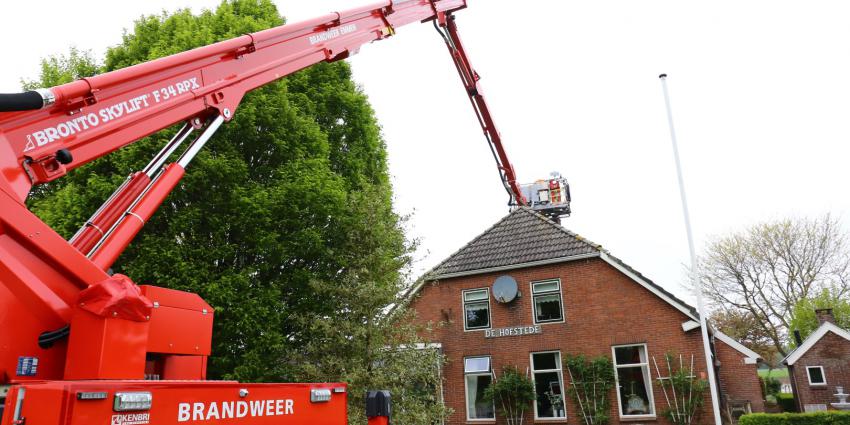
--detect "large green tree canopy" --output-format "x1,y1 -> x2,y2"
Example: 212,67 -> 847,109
26,1 -> 444,424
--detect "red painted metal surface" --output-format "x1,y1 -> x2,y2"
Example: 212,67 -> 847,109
140,285 -> 214,357
89,164 -> 186,270
70,171 -> 151,255
0,0 -> 467,386
367,416 -> 390,425
0,0 -> 465,202
1,381 -> 348,425
0,0 -> 530,423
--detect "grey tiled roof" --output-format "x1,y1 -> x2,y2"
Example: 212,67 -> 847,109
402,207 -> 700,321
427,207 -> 601,278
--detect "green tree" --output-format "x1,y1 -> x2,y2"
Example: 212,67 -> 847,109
789,288 -> 850,343
24,1 -> 444,424
22,47 -> 100,90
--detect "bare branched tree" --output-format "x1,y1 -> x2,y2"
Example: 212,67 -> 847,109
700,214 -> 850,356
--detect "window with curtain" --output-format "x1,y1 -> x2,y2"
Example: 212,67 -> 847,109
612,344 -> 655,418
531,351 -> 566,419
464,356 -> 495,420
463,289 -> 490,330
531,280 -> 563,323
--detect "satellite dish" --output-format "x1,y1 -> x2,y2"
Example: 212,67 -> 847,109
492,275 -> 519,303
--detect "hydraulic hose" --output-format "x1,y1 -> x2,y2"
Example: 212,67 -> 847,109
38,324 -> 70,348
0,89 -> 55,112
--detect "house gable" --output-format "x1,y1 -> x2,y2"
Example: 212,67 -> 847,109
783,321 -> 850,365
714,331 -> 761,364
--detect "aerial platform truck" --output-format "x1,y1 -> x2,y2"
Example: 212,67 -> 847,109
0,1 -> 571,424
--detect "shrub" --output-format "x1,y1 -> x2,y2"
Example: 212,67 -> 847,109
739,411 -> 850,425
655,353 -> 708,425
483,366 -> 536,425
564,355 -> 615,425
777,393 -> 796,413
761,376 -> 782,396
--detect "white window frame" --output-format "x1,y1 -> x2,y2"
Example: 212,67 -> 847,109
530,279 -> 565,325
611,343 -> 656,420
806,366 -> 827,386
530,350 -> 567,420
464,355 -> 495,421
462,288 -> 491,331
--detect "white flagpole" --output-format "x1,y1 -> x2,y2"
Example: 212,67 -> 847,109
658,73 -> 722,425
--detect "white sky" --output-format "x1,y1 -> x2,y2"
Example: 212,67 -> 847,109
3,1 -> 850,304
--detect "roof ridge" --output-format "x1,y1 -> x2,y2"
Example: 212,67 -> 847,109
422,208 -> 520,279
517,207 -> 605,251
426,207 -> 601,279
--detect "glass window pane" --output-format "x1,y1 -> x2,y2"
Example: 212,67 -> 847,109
534,294 -> 563,322
532,352 -> 558,371
466,374 -> 495,419
464,289 -> 488,301
807,367 -> 825,384
534,371 -> 565,418
465,357 -> 491,373
465,302 -> 489,329
616,366 -> 652,416
532,280 -> 559,293
614,346 -> 646,365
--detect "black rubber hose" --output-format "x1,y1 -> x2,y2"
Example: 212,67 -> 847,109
0,91 -> 45,112
38,324 -> 70,349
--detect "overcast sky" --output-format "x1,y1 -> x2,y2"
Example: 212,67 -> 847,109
3,1 -> 850,304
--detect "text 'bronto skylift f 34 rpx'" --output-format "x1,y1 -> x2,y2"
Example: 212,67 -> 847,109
0,1 -> 571,425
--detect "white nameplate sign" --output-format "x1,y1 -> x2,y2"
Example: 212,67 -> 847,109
484,325 -> 542,338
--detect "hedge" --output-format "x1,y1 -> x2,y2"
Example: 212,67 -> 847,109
740,412 -> 850,425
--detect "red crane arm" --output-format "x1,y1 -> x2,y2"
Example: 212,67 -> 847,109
0,0 -> 465,203
0,0 -> 484,386
434,12 -> 527,206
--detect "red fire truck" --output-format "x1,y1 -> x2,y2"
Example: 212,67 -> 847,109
0,1 -> 570,424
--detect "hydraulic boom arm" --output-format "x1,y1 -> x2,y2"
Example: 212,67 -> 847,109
0,0 -> 464,201
0,0 -> 480,388
0,0 -> 532,402
433,13 -> 527,206
0,2 -> 545,424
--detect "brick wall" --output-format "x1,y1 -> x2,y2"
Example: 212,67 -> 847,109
715,339 -> 765,413
409,257 -> 739,425
788,332 -> 850,411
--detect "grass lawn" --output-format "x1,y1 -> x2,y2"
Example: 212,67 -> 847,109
758,368 -> 789,378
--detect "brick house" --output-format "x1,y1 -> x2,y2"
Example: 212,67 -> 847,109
783,309 -> 850,412
404,207 -> 763,424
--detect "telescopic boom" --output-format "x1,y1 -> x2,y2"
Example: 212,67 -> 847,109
0,0 -> 529,390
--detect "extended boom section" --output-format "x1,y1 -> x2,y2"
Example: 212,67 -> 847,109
0,0 -> 465,202
433,13 -> 527,206
0,0 -> 464,388
0,1 -> 557,424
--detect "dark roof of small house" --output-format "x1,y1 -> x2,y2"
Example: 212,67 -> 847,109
426,207 -> 600,278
